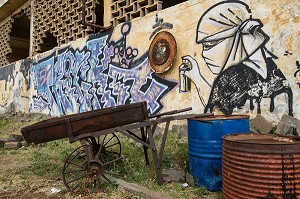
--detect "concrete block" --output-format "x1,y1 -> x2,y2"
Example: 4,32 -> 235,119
251,114 -> 273,134
4,142 -> 21,149
185,172 -> 195,186
9,134 -> 23,142
162,168 -> 185,182
2,138 -> 10,142
32,0 -> 98,55
275,114 -> 300,135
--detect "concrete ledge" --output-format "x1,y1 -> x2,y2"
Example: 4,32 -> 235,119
0,0 -> 28,21
114,178 -> 176,199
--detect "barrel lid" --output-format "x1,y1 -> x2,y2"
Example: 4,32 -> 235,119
190,114 -> 249,121
223,133 -> 300,145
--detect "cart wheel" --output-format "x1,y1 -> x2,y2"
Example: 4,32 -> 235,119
89,133 -> 122,166
62,145 -> 92,192
87,133 -> 123,186
62,134 -> 123,192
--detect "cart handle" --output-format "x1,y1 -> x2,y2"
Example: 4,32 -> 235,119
149,107 -> 192,118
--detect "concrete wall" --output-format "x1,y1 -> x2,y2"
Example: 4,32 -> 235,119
0,0 -> 299,123
0,0 -> 9,7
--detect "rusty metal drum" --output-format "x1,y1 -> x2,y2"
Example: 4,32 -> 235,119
188,115 -> 250,191
222,133 -> 300,198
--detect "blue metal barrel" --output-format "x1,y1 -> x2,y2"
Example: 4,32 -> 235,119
188,115 -> 250,191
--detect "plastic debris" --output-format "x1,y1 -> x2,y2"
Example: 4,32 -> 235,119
181,182 -> 189,189
50,187 -> 61,193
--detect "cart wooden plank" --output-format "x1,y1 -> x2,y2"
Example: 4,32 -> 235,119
21,101 -> 148,144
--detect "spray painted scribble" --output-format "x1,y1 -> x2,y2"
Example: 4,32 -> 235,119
150,14 -> 173,40
0,64 -> 15,90
179,1 -> 293,116
31,23 -> 176,116
294,61 -> 300,89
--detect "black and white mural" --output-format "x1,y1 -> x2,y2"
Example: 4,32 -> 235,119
179,1 -> 293,116
294,61 -> 300,89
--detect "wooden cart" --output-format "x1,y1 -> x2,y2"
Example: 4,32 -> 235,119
21,101 -> 211,191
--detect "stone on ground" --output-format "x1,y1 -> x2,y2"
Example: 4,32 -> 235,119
251,114 -> 273,134
4,142 -> 22,149
275,114 -> 300,135
185,172 -> 195,186
114,178 -> 176,199
9,134 -> 23,142
162,168 -> 185,182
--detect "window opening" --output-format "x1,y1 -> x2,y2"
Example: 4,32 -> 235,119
7,12 -> 30,63
162,0 -> 189,9
95,0 -> 104,27
39,31 -> 58,53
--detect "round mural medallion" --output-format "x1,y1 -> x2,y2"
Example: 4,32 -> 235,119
149,31 -> 177,73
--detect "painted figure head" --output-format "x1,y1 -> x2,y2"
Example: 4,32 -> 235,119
196,1 -> 269,78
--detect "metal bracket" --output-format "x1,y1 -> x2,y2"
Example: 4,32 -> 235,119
65,119 -> 75,143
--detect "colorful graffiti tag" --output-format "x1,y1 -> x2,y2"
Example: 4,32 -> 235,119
31,23 -> 176,116
179,0 -> 293,116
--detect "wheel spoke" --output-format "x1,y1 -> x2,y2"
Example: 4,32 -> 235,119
103,156 -> 124,166
66,174 -> 85,184
66,160 -> 85,168
70,183 -> 81,191
64,169 -> 85,174
95,135 -> 107,160
68,149 -> 85,163
104,136 -> 114,146
105,151 -> 120,155
105,142 -> 119,149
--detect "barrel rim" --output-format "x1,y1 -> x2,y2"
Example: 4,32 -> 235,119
223,133 -> 300,145
189,114 -> 249,121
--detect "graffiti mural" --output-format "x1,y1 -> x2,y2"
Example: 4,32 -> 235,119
179,1 -> 293,116
0,64 -> 15,91
150,14 -> 173,40
31,23 -> 176,116
0,64 -> 15,108
294,61 -> 300,88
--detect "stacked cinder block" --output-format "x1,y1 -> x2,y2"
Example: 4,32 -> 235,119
0,19 -> 13,66
0,134 -> 28,149
33,0 -> 97,54
0,0 -> 162,66
0,3 -> 30,67
110,0 -> 162,26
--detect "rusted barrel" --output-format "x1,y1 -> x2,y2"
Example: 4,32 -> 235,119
188,115 -> 249,191
222,133 -> 300,198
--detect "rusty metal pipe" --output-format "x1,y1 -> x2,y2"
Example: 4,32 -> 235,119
81,0 -> 112,31
149,107 -> 192,118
